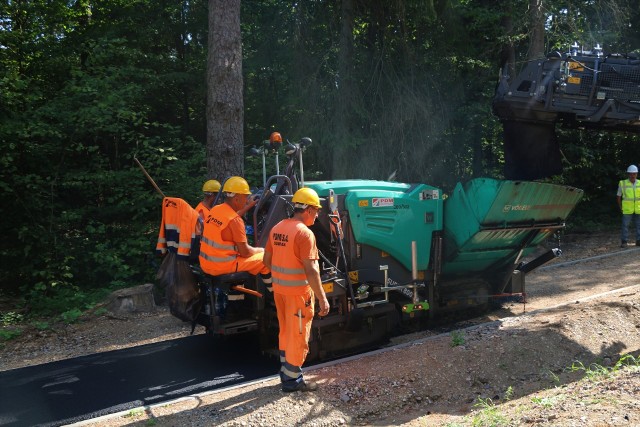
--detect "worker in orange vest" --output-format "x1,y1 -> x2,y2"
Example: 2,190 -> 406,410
196,179 -> 221,218
196,178 -> 258,219
263,187 -> 330,392
199,176 -> 271,280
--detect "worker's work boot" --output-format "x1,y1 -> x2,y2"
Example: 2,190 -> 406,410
621,241 -> 628,248
282,380 -> 318,393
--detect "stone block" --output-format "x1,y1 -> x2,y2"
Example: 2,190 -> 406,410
107,283 -> 156,314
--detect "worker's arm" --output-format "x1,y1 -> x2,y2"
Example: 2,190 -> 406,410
228,215 -> 263,257
302,258 -> 329,316
617,195 -> 622,211
263,250 -> 272,270
237,195 -> 259,217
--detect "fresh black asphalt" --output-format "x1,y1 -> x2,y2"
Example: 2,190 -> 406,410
0,333 -> 279,427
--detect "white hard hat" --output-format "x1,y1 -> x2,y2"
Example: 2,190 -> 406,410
627,165 -> 639,173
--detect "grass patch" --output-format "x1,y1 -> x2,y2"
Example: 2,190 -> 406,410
503,386 -> 514,401
531,396 -> 557,409
123,408 -> 144,418
61,308 -> 83,324
0,329 -> 22,341
450,330 -> 465,347
31,320 -> 50,330
471,398 -> 509,427
93,307 -> 109,317
568,354 -> 640,380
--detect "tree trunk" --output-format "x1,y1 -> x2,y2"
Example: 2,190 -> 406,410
529,0 -> 545,59
499,9 -> 516,79
206,0 -> 244,180
332,0 -> 355,178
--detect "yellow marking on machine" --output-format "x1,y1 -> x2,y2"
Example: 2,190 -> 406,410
358,200 -> 369,207
348,271 -> 359,282
568,62 -> 584,71
568,76 -> 581,84
322,282 -> 334,293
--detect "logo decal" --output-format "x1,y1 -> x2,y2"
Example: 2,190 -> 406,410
372,197 -> 394,207
503,204 -> 531,212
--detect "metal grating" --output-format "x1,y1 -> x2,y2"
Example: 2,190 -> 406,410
598,63 -> 640,101
578,74 -> 594,96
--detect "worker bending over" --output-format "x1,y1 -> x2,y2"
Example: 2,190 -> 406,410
199,176 -> 271,280
263,187 -> 330,392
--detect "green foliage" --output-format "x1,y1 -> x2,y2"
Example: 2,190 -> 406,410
32,321 -> 51,331
1,0 -> 638,316
61,308 -> 83,324
93,307 -> 109,317
471,397 -> 509,427
503,385 -> 514,401
0,329 -> 22,341
123,408 -> 144,418
568,354 -> 640,380
450,330 -> 465,347
531,395 -> 559,409
0,312 -> 24,326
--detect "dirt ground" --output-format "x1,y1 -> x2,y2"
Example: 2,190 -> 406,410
1,230 -> 640,426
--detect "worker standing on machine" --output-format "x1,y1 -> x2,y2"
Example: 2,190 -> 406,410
263,187 -> 330,392
199,176 -> 271,280
617,165 -> 640,248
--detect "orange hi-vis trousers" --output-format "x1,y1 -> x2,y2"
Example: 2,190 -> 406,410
274,288 -> 314,388
236,252 -> 270,276
204,252 -> 270,276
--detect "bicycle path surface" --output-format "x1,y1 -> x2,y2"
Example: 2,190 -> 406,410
0,333 -> 277,427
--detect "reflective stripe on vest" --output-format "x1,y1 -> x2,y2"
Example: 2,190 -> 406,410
271,265 -> 308,287
269,219 -> 311,290
199,203 -> 239,273
620,179 -> 640,214
199,236 -> 237,263
156,197 -> 199,260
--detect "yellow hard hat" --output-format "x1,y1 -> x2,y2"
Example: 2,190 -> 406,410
202,179 -> 221,193
292,187 -> 321,208
222,176 -> 251,195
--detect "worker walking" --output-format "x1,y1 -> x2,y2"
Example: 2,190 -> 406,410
263,188 -> 330,393
616,165 -> 640,247
199,176 -> 271,279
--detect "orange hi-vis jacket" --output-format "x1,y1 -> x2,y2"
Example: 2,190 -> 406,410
199,203 -> 240,274
195,201 -> 210,219
156,197 -> 200,260
268,219 -> 316,295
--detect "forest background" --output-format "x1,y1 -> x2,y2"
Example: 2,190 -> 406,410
1,0 -> 639,322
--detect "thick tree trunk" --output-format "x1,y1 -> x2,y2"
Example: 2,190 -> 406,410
333,0 -> 354,178
499,10 -> 516,80
206,0 -> 244,180
529,0 -> 545,59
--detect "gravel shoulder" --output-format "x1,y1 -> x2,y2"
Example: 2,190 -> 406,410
2,231 -> 640,426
